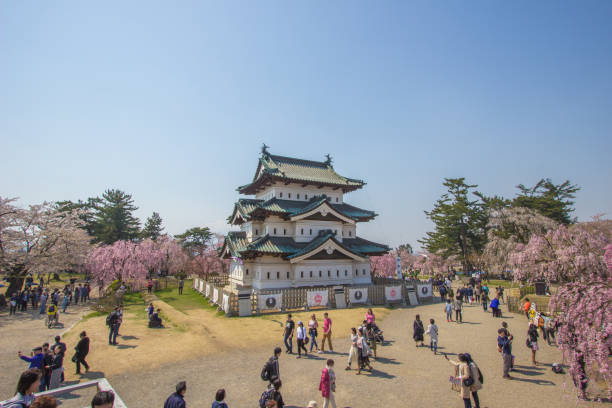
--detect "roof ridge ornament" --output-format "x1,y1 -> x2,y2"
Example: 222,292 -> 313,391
325,154 -> 333,166
261,143 -> 270,157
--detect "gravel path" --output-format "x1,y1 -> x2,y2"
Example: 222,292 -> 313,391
107,301 -> 601,408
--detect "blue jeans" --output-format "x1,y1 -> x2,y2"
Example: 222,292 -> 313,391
430,339 -> 438,353
446,310 -> 452,321
109,325 -> 119,344
309,329 -> 318,351
283,334 -> 293,353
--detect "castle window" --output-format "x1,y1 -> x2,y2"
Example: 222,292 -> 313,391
300,271 -> 304,278
277,272 -> 280,279
363,269 -> 366,275
336,270 -> 339,277
274,228 -> 277,234
267,272 -> 270,279
286,271 -> 290,279
246,269 -> 249,275
297,194 -> 300,199
279,192 -> 283,198
319,271 -> 322,277
310,271 -> 313,278
349,231 -> 352,237
255,229 -> 259,235
344,270 -> 347,276
305,194 -> 308,199
283,228 -> 286,235
327,270 -> 331,277
288,193 -> 291,198
336,197 -> 339,202
309,229 -> 312,235
301,228 -> 304,235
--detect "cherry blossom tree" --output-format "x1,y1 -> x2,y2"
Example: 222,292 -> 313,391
1,197 -> 91,295
510,224 -> 611,397
370,253 -> 396,278
188,245 -> 228,280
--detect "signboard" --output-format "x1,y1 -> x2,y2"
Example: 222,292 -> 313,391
205,284 -> 211,298
417,283 -> 433,298
385,285 -> 402,301
396,256 -> 402,279
348,288 -> 368,304
258,293 -> 282,310
307,290 -> 328,307
222,294 -> 230,314
213,288 -> 219,304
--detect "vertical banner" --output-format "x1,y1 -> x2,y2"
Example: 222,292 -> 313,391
258,293 -> 282,310
348,288 -> 368,303
213,288 -> 219,304
396,256 -> 402,279
222,294 -> 230,314
199,281 -> 204,293
385,285 -> 402,301
417,283 -> 433,298
307,290 -> 328,307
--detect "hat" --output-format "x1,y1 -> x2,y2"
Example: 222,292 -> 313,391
307,401 -> 318,408
298,321 -> 303,325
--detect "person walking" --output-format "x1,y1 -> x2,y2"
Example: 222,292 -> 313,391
116,305 -> 124,335
413,314 -> 425,347
39,290 -> 48,315
296,321 -> 308,358
261,347 -> 282,384
425,318 -> 439,354
445,299 -> 453,322
74,331 -> 90,374
3,368 -> 41,408
345,327 -> 358,371
356,328 -> 372,374
74,284 -> 81,305
308,314 -> 320,352
523,298 -> 531,319
9,293 -> 18,315
212,389 -> 228,408
164,381 -> 187,408
46,345 -> 64,389
178,279 -> 184,295
481,290 -> 489,312
320,313 -> 333,353
365,308 -> 375,324
283,314 -> 295,354
454,296 -> 463,323
366,323 -> 377,359
497,328 -> 513,379
107,307 -> 120,345
61,292 -> 70,313
147,279 -> 154,294
527,323 -> 539,366
489,295 -> 500,318
319,359 -> 337,408
445,353 -> 482,408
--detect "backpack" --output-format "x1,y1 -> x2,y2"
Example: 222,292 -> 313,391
259,388 -> 275,408
106,313 -> 114,327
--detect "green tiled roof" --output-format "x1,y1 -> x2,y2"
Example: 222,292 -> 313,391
229,196 -> 376,224
221,231 -> 389,259
238,153 -> 365,194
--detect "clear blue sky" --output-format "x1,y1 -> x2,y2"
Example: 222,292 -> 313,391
1,1 -> 611,249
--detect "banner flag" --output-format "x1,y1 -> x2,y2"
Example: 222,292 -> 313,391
259,293 -> 282,310
222,294 -> 230,314
213,288 -> 219,304
417,283 -> 433,298
385,285 -> 402,301
348,288 -> 368,303
307,290 -> 328,307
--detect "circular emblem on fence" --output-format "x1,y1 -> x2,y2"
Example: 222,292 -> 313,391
354,290 -> 363,300
314,294 -> 323,304
421,286 -> 429,295
390,289 -> 397,297
265,297 -> 277,308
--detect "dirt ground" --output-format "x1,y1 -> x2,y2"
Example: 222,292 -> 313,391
1,291 -> 606,408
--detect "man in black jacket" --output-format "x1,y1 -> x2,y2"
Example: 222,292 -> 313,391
163,381 -> 187,408
262,347 -> 282,384
107,308 -> 120,345
74,331 -> 90,374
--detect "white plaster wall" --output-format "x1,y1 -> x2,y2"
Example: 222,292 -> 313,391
341,224 -> 356,239
255,182 -> 344,203
294,220 -> 343,242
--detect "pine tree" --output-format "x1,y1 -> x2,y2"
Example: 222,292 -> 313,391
92,189 -> 141,244
418,178 -> 487,271
513,179 -> 580,225
175,226 -> 213,257
142,212 -> 164,240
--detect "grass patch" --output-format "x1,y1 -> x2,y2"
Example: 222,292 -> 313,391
82,311 -> 106,321
155,287 -> 215,313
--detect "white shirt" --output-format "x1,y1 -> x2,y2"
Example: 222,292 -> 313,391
297,326 -> 307,340
426,324 -> 438,341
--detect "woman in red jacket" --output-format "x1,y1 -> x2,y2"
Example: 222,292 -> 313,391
318,359 -> 336,408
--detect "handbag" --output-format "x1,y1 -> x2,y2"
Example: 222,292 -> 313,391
71,354 -> 78,363
304,336 -> 309,344
462,377 -> 474,387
